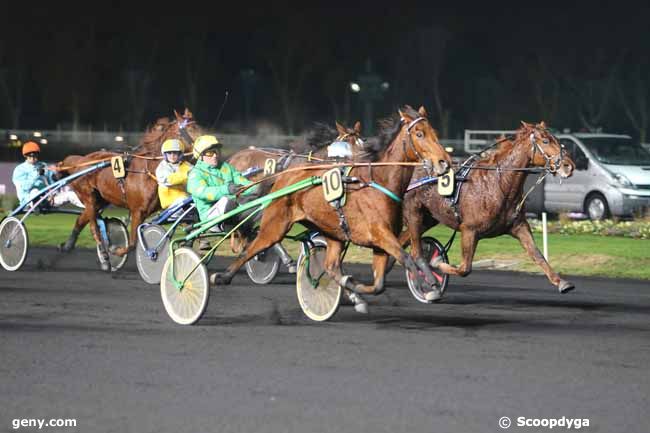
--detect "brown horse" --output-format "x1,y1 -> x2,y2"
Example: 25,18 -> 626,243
58,109 -> 204,271
213,106 -> 453,301
400,121 -> 576,293
225,121 -> 366,253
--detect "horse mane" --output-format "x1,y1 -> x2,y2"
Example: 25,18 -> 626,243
477,123 -> 539,164
362,106 -> 422,161
137,117 -> 175,155
289,122 -> 339,154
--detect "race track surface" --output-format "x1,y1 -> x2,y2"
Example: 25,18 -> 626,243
1,247 -> 649,433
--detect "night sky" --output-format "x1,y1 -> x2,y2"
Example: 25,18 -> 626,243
1,2 -> 649,138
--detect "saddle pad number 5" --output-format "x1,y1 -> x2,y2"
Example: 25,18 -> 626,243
111,156 -> 126,179
437,170 -> 454,196
322,168 -> 344,202
264,158 -> 277,175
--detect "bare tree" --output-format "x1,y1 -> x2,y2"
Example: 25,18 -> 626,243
0,44 -> 25,128
416,26 -> 452,138
262,24 -> 323,134
618,63 -> 650,143
564,49 -> 623,131
529,54 -> 561,124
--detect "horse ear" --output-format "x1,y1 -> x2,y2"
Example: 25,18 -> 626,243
418,106 -> 428,118
174,110 -> 182,121
354,121 -> 362,134
399,109 -> 413,123
539,120 -> 547,129
520,120 -> 532,129
184,107 -> 193,118
335,121 -> 346,135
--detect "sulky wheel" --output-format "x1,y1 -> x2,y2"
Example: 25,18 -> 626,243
245,245 -> 281,285
296,242 -> 342,322
0,217 -> 29,271
136,224 -> 168,284
160,247 -> 209,325
405,236 -> 450,303
96,217 -> 129,272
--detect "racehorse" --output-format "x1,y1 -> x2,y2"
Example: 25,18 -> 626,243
399,121 -> 577,293
225,120 -> 367,252
58,109 -> 204,271
214,105 -> 453,301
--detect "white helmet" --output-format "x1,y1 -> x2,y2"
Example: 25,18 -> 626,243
327,141 -> 353,158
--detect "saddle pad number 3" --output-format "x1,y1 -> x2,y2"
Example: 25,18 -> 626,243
322,168 -> 344,202
264,158 -> 277,175
437,170 -> 454,196
111,156 -> 126,178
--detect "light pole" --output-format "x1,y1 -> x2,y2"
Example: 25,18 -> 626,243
349,59 -> 389,135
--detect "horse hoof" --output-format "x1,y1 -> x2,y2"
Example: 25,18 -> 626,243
210,272 -> 232,286
348,292 -> 368,314
424,288 -> 442,302
286,262 -> 297,274
558,279 -> 575,294
100,262 -> 111,272
58,243 -> 72,253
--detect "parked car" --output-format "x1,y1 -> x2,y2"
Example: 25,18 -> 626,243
526,133 -> 650,220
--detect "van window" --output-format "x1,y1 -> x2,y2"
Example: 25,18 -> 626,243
560,139 -> 588,169
580,137 -> 650,165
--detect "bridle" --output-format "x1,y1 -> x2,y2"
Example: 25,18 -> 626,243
529,129 -> 565,175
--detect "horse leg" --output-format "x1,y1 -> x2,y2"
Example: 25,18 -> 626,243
84,201 -> 111,272
112,210 -> 143,257
210,212 -> 292,286
510,220 -> 575,293
317,238 -> 368,313
59,212 -> 91,253
433,229 -> 477,277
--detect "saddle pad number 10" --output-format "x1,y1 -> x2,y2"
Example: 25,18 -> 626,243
321,168 -> 344,202
264,158 -> 277,175
437,170 -> 454,196
111,156 -> 126,179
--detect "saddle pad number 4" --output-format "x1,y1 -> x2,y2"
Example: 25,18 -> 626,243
322,168 -> 344,202
264,158 -> 277,175
111,156 -> 126,179
437,170 -> 454,196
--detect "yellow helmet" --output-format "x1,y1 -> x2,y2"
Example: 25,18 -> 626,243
161,138 -> 184,154
193,135 -> 222,159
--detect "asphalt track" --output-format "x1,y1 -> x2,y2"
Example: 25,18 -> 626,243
1,247 -> 649,433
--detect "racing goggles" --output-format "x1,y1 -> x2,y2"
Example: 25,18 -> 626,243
202,149 -> 220,157
25,152 -> 40,158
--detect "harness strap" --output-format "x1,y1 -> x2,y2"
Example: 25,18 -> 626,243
368,182 -> 401,202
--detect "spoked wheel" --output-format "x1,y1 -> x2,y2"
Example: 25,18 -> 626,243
136,224 -> 168,284
245,244 -> 281,285
405,236 -> 450,304
296,242 -> 342,322
96,217 -> 129,272
0,217 -> 29,271
160,247 -> 209,325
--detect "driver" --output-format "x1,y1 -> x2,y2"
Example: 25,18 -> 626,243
12,141 -> 84,208
187,135 -> 296,271
155,138 -> 193,212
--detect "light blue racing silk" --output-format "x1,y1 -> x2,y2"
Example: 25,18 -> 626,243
12,161 -> 56,204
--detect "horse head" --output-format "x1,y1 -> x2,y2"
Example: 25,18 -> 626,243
398,105 -> 452,176
522,121 -> 574,178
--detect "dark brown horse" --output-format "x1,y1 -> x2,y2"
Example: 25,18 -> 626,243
400,121 -> 576,293
58,109 -> 204,271
214,106 -> 453,301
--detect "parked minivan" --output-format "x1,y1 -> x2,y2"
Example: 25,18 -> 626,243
535,133 -> 650,219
